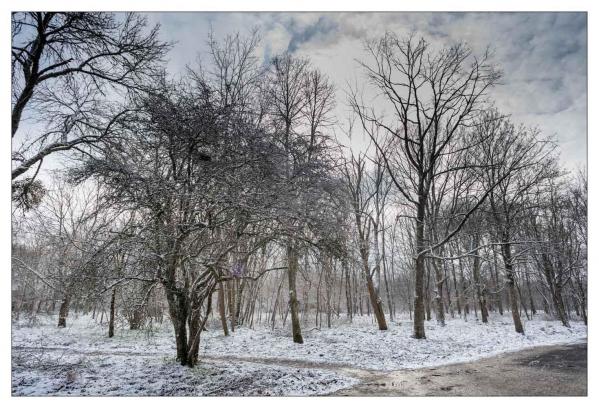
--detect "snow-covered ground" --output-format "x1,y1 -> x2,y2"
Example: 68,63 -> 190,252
12,312 -> 586,395
12,349 -> 354,396
201,314 -> 587,371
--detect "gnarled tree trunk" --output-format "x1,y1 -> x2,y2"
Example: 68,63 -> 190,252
164,281 -> 189,365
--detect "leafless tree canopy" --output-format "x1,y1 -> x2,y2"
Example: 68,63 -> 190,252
11,12 -> 171,208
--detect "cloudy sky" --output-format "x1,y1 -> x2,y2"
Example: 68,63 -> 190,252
146,12 -> 587,170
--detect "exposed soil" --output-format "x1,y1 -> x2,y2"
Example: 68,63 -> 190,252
331,343 -> 587,396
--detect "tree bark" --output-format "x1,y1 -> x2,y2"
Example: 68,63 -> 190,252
425,265 -> 432,321
459,258 -> 469,316
227,280 -> 236,332
553,283 -> 570,328
576,278 -> 587,326
365,275 -> 388,330
492,249 -> 504,315
501,243 -> 524,334
108,287 -> 116,338
358,244 -> 388,330
343,258 -> 353,322
324,255 -> 332,329
450,257 -> 462,316
413,203 -> 427,338
129,307 -> 143,330
235,278 -> 244,324
57,293 -> 71,328
413,262 -> 426,339
431,258 -> 446,326
471,237 -> 489,323
186,288 -> 214,367
218,282 -> 229,336
287,242 -> 303,344
164,281 -> 189,365
381,224 -> 394,321
541,255 -> 569,327
525,269 -> 536,315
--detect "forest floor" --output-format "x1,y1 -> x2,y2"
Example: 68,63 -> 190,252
11,312 -> 587,396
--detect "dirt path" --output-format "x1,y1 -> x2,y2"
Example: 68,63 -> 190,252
331,343 -> 587,396
13,342 -> 587,396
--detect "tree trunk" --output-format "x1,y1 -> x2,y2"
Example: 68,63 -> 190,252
525,269 -> 536,315
450,257 -> 461,316
129,307 -> 144,330
381,227 -> 394,322
577,278 -> 587,326
186,288 -> 214,368
425,268 -> 432,321
432,258 -> 446,326
108,287 -> 117,337
359,245 -> 387,330
57,293 -> 71,328
459,258 -> 469,316
324,255 -> 332,329
491,250 -> 504,315
343,258 -> 353,322
287,242 -> 303,344
580,299 -> 587,326
365,275 -> 387,330
413,202 -> 426,338
236,276 -> 245,324
471,238 -> 488,323
541,255 -> 569,327
227,280 -> 236,332
501,244 -> 524,334
445,263 -> 454,318
516,280 -> 530,320
553,283 -> 570,328
315,259 -> 323,327
165,281 -> 189,365
218,282 -> 229,336
186,309 -> 201,367
271,275 -> 284,330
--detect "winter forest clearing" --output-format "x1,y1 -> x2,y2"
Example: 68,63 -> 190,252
11,313 -> 587,395
10,11 -> 587,397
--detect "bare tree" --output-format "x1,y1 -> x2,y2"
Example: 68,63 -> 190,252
12,178 -> 115,328
350,34 -> 500,338
342,150 -> 388,330
265,53 -> 338,343
474,111 -> 559,334
528,173 -> 586,327
11,12 -> 170,208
